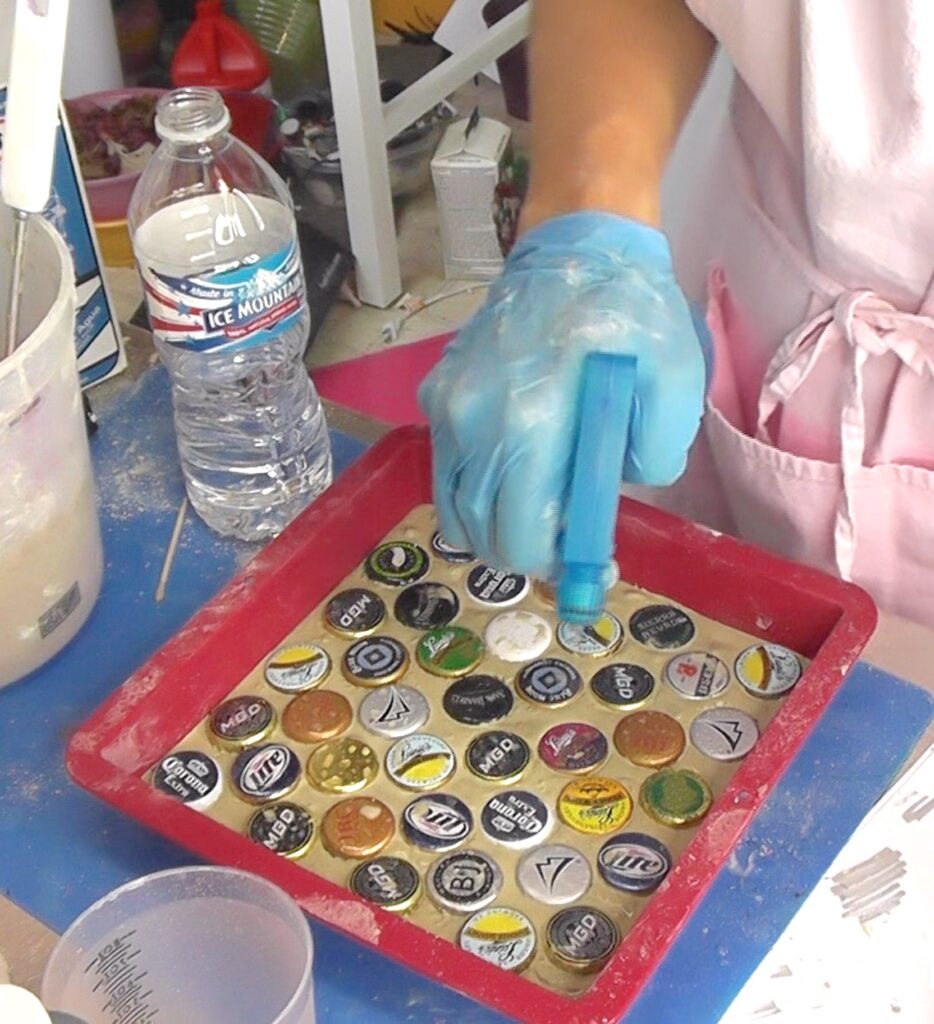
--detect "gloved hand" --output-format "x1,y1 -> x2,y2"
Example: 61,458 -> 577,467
418,212 -> 707,577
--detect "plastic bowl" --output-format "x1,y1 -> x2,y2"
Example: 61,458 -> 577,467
65,87 -> 166,223
282,113 -> 451,210
67,87 -> 281,223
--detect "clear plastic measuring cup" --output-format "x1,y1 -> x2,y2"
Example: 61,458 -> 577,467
0,210 -> 103,688
41,867 -> 316,1024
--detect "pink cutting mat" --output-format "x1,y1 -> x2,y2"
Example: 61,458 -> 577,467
311,332 -> 452,426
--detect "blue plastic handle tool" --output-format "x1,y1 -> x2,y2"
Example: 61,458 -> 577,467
557,352 -> 637,624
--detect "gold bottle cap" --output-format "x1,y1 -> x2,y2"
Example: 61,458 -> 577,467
283,690 -> 353,744
613,710 -> 686,768
208,695 -> 276,752
342,635 -> 410,687
533,579 -> 556,608
557,777 -> 632,836
307,736 -> 379,793
639,768 -> 713,827
322,796 -> 395,858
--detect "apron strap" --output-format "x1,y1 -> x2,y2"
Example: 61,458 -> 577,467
757,291 -> 934,579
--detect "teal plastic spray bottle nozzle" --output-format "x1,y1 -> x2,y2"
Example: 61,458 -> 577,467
557,352 -> 637,624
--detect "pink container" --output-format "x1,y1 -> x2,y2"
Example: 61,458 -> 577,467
65,87 -> 166,222
66,87 -> 280,222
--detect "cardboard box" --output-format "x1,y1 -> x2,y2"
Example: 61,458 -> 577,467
431,113 -> 511,280
0,87 -> 125,389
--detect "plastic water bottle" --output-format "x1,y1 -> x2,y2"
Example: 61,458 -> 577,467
128,87 -> 332,541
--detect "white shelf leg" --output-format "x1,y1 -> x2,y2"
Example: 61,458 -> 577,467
319,0 -> 401,308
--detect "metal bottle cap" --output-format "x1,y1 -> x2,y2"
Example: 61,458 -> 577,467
393,582 -> 459,630
430,530 -> 475,564
689,706 -> 759,761
516,658 -> 583,707
590,663 -> 655,708
232,743 -> 301,803
465,565 -> 529,607
365,541 -> 429,587
208,695 -> 276,751
613,710 -> 686,768
350,856 -> 421,912
459,907 -> 536,972
545,906 -> 619,972
557,777 -> 632,836
321,796 -> 395,858
597,832 -> 672,893
264,643 -> 331,693
402,793 -> 474,852
629,604 -> 696,650
152,750 -> 222,811
533,579 -> 556,607
483,611 -> 553,663
734,643 -> 802,698
664,651 -> 731,700
427,849 -> 503,913
324,587 -> 385,638
442,675 -> 513,725
342,635 -> 409,686
480,790 -> 552,848
359,684 -> 430,739
415,626 -> 484,678
307,736 -> 379,794
556,613 -> 623,658
247,802 -> 315,859
385,733 -> 456,790
282,689 -> 353,744
538,723 -> 609,773
466,730 -> 531,783
639,767 -> 713,827
516,844 -> 592,906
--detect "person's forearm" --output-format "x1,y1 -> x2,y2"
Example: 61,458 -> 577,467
522,0 -> 715,230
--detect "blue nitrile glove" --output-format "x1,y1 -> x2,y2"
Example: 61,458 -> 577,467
418,212 -> 707,577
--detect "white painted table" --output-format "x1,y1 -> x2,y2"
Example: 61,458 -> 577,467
318,0 -> 530,307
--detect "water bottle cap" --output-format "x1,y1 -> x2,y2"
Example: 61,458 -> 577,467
155,88 -> 232,145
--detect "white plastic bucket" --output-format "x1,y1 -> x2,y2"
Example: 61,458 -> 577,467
0,211 -> 103,687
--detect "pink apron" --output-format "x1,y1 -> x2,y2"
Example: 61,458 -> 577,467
655,1 -> 934,626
